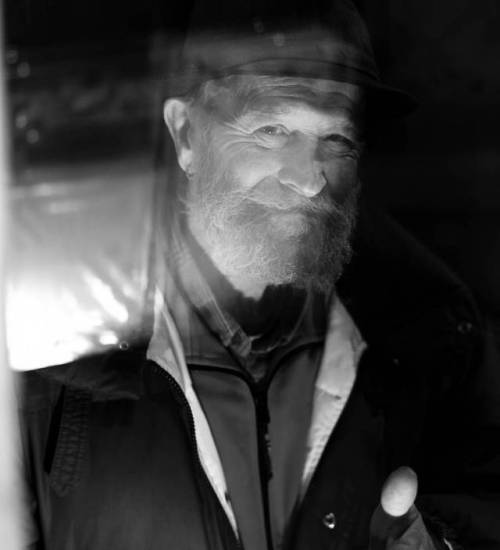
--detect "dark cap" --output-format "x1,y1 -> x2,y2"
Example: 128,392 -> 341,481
164,0 -> 417,118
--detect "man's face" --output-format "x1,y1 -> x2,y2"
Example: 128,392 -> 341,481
179,77 -> 362,295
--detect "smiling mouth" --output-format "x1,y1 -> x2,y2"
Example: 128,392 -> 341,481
235,198 -> 322,234
248,196 -> 308,212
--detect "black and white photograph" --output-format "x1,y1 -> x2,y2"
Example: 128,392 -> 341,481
1,1 -> 499,548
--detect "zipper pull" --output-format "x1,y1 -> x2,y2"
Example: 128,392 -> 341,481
263,429 -> 273,481
254,386 -> 273,481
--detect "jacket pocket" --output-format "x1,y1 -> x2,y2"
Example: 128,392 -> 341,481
48,386 -> 91,497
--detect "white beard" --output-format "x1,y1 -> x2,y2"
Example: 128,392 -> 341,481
184,171 -> 359,295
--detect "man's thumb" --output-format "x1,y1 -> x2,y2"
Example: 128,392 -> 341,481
381,466 -> 418,516
369,467 -> 419,550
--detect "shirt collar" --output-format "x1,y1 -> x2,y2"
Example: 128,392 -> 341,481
147,287 -> 365,395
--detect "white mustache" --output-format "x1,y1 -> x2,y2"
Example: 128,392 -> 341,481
241,195 -> 341,219
241,178 -> 351,215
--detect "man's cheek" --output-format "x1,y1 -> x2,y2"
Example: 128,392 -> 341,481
324,158 -> 359,197
226,150 -> 281,190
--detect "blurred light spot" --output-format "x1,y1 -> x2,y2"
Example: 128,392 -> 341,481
99,331 -> 119,346
15,112 -> 28,129
273,33 -> 285,47
16,62 -> 30,78
5,49 -> 18,64
45,200 -> 86,214
26,128 -> 39,144
253,18 -> 264,33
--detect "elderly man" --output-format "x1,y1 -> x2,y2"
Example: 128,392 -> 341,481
18,1 -> 500,549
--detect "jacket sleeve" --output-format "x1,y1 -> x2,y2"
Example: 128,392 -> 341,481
16,371 -> 63,550
417,310 -> 500,550
17,408 -> 44,550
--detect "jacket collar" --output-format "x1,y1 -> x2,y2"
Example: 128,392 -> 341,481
147,287 -> 365,400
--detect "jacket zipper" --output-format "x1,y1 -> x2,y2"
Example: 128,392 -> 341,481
171,343 -> 319,550
151,362 -> 243,550
252,380 -> 274,550
190,364 -> 281,550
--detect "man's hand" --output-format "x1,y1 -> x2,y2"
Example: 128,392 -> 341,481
369,467 -> 439,550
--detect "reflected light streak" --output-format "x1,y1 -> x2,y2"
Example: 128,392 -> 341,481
98,331 -> 119,346
81,269 -> 130,324
6,282 -> 118,371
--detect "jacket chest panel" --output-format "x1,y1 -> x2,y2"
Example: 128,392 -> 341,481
45,392 -> 236,550
286,380 -> 386,550
40,350 -> 433,550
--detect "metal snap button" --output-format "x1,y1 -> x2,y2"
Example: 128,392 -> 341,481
322,512 -> 336,530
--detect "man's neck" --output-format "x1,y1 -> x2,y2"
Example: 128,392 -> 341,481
182,224 -> 307,338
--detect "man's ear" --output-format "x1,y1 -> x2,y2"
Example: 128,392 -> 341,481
163,99 -> 193,175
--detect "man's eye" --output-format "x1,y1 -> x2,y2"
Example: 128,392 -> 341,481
326,134 -> 354,147
255,125 -> 288,137
324,134 -> 360,155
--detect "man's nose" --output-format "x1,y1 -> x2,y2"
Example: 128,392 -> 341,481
277,134 -> 327,198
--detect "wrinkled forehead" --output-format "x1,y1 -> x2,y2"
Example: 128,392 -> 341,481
194,75 -> 364,124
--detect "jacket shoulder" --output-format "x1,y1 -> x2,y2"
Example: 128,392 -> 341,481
16,368 -> 64,413
16,345 -> 147,412
339,201 -> 480,337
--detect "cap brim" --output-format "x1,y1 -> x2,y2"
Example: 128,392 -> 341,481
364,81 -> 418,119
164,58 -> 418,119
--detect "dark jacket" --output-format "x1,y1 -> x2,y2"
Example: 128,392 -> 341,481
17,204 -> 500,550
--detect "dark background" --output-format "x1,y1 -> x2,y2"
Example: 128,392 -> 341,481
4,0 -> 500,329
